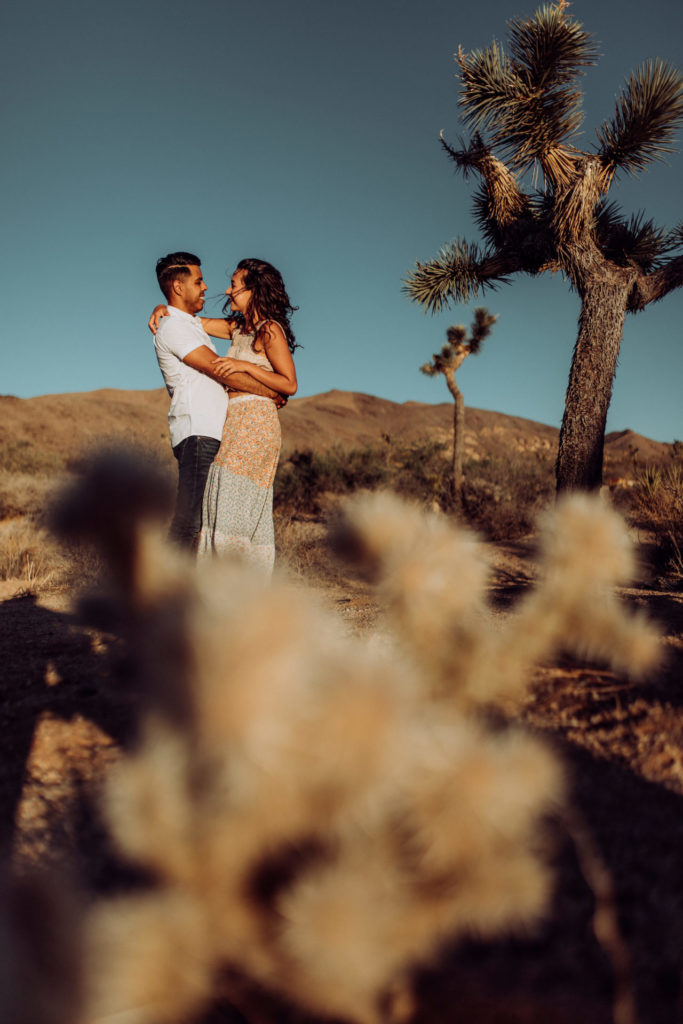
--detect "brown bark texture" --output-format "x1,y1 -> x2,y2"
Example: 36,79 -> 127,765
556,277 -> 631,491
445,370 -> 465,506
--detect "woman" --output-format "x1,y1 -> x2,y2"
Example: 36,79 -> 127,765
198,258 -> 297,571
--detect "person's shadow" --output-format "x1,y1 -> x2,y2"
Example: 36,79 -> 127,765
0,593 -> 140,889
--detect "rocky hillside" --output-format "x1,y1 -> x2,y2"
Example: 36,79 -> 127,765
0,387 -> 673,472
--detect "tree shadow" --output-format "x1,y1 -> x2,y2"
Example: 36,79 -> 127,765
196,742 -> 683,1024
486,540 -> 537,610
411,743 -> 683,1024
633,589 -> 683,639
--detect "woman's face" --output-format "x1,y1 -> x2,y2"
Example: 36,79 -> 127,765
226,268 -> 252,316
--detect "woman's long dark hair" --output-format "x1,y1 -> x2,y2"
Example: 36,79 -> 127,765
223,257 -> 298,352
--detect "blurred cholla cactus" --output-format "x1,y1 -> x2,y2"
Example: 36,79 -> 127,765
420,307 -> 497,507
0,871 -> 83,1024
50,454 -> 660,1024
333,490 -> 660,706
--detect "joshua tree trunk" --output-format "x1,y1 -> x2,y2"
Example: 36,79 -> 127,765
445,371 -> 465,507
556,276 -> 631,491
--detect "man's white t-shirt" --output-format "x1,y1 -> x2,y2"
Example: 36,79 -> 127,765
154,306 -> 228,448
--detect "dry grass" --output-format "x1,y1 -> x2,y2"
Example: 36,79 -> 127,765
0,440 -> 67,476
629,462 -> 683,585
0,459 -> 75,596
0,516 -> 103,598
274,516 -> 338,582
0,445 -> 170,597
0,470 -> 67,520
0,519 -> 64,595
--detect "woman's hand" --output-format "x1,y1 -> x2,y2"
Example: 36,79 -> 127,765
148,305 -> 169,334
211,356 -> 249,379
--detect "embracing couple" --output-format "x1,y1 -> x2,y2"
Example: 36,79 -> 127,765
150,252 -> 298,574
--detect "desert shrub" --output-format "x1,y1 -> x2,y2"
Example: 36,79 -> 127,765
463,454 -> 555,540
14,454 -> 654,1024
0,440 -> 66,476
392,439 -> 452,507
275,445 -> 391,515
631,462 -> 683,584
275,440 -> 451,517
276,443 -> 554,541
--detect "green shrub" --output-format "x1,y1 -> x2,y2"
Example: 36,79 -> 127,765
462,454 -> 555,540
276,441 -> 555,541
392,440 -> 452,507
275,445 -> 391,514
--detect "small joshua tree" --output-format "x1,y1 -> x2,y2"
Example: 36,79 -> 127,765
420,307 -> 497,507
404,1 -> 683,493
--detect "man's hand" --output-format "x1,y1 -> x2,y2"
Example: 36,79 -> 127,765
148,305 -> 169,334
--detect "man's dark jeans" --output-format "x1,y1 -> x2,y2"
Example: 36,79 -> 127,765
170,435 -> 221,550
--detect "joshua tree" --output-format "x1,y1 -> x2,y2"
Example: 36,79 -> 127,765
404,1 -> 683,492
420,307 -> 497,507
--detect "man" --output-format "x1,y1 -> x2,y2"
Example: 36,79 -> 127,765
153,252 -> 282,550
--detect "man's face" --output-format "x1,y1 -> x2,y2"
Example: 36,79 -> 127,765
176,265 -> 207,313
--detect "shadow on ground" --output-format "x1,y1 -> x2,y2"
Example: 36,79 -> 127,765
0,594 -> 140,886
197,741 -> 683,1024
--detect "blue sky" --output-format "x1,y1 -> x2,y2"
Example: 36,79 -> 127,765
2,0 -> 682,442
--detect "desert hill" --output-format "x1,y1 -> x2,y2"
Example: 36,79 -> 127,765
0,386 -> 673,470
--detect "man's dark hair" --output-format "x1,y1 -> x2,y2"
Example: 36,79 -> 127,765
156,252 -> 201,300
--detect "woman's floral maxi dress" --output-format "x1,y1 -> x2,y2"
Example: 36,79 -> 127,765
198,324 -> 281,573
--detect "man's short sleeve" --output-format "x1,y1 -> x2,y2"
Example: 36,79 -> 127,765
155,316 -> 204,361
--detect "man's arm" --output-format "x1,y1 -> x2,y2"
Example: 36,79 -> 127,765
183,346 -> 284,402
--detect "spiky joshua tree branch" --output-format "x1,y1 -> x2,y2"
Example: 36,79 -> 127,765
404,1 -> 683,492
